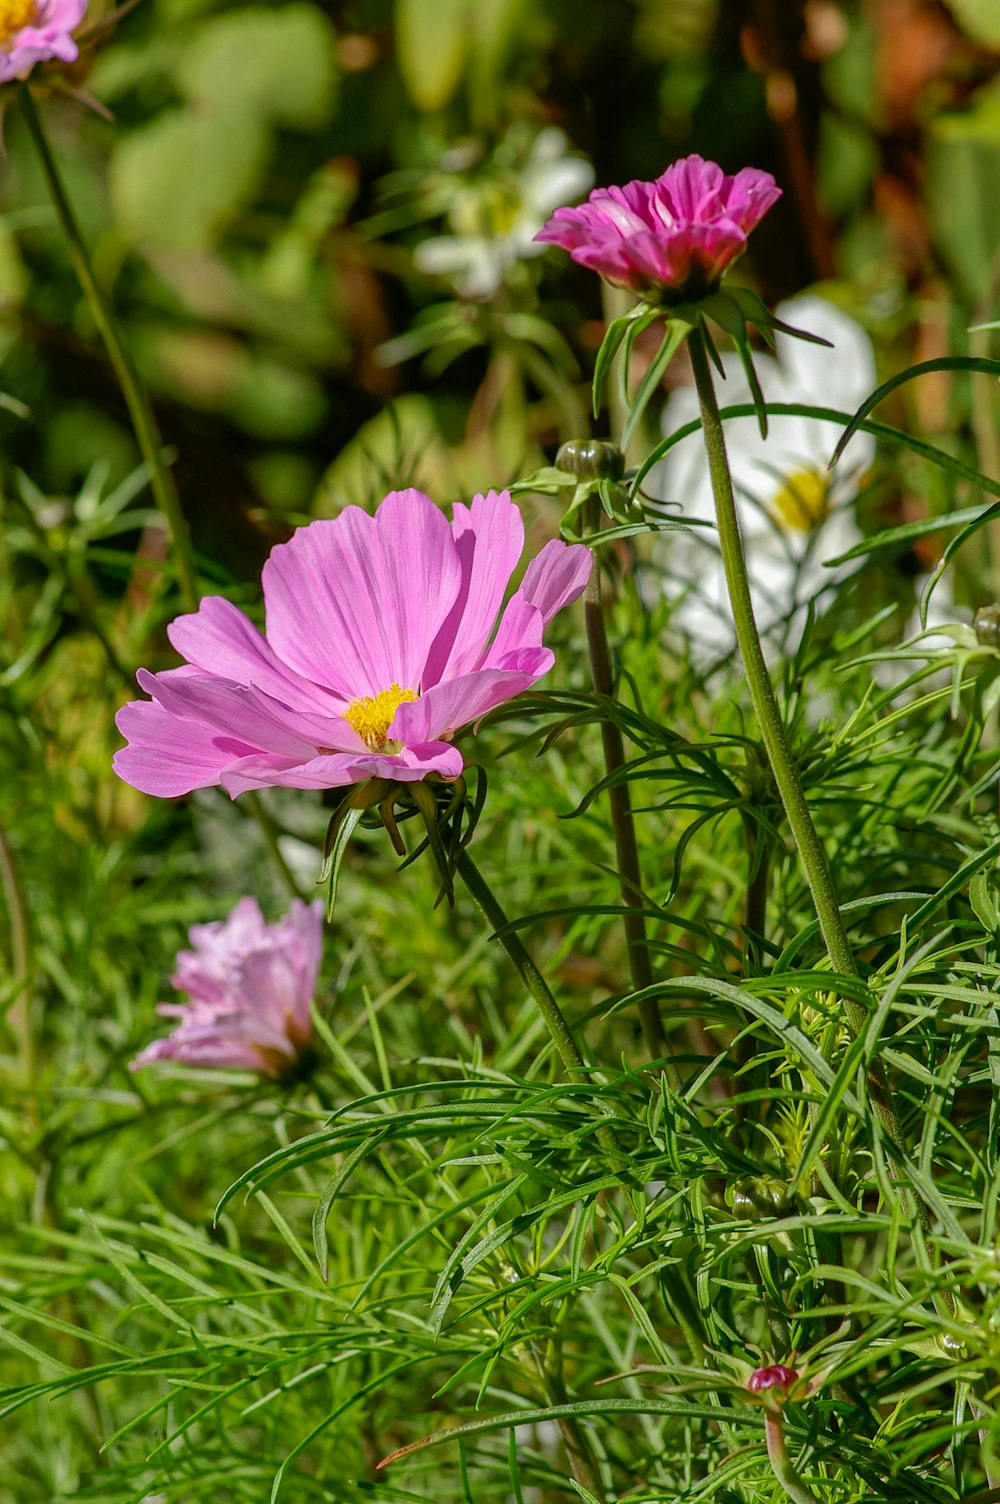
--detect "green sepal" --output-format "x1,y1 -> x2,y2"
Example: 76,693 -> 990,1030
699,299 -> 768,439
592,305 -> 658,418
321,778 -> 394,919
724,285 -> 834,349
409,779 -> 457,907
620,317 -> 691,453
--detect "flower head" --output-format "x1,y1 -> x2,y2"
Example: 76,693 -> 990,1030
0,0 -> 86,83
130,897 -> 324,1077
747,1364 -> 799,1399
114,489 -> 592,799
654,295 -> 876,658
535,153 -> 781,301
414,127 -> 594,300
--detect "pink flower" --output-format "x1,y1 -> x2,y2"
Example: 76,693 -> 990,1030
114,489 -> 592,799
534,153 -> 781,300
0,0 -> 87,83
130,897 -> 324,1077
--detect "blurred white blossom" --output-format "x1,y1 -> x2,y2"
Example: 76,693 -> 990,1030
414,128 -> 594,300
655,294 -> 877,658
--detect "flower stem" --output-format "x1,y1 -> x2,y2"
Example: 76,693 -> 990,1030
529,1326 -> 605,1498
0,822 -> 33,1087
686,324 -> 917,1174
764,1409 -> 819,1504
581,500 -> 671,1071
453,845 -> 617,1153
19,86 -> 199,612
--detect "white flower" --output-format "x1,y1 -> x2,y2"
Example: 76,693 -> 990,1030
654,295 -> 877,659
413,128 -> 594,300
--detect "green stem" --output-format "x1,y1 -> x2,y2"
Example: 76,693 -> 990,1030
687,325 -> 915,1162
742,825 -> 771,974
20,86 -> 199,612
453,845 -> 617,1154
582,500 -> 669,1069
764,1409 -> 819,1504
688,326 -> 856,985
0,822 -> 33,1086
529,1327 -> 604,1498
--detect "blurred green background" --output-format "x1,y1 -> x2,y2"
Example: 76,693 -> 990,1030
4,0 -> 1000,584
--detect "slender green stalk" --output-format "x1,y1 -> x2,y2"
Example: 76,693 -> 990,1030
454,845 -> 593,1080
686,324 -> 916,1173
582,499 -> 669,1068
453,845 -> 617,1154
687,327 -> 856,984
529,1327 -> 604,1498
0,822 -> 33,1086
763,1409 -> 819,1504
742,825 -> 771,974
20,86 -> 199,612
244,792 -> 309,902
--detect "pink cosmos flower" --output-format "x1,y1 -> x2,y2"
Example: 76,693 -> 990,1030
130,897 -> 324,1077
114,488 -> 592,799
534,153 -> 781,300
0,0 -> 87,83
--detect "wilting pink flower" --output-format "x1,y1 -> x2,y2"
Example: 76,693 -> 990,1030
535,153 -> 781,300
747,1364 -> 799,1398
131,897 -> 324,1077
114,488 -> 592,799
0,0 -> 87,83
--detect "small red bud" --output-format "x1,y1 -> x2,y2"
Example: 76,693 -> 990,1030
747,1364 -> 799,1396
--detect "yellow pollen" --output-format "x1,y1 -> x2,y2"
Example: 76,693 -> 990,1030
0,0 -> 38,50
344,684 -> 418,751
769,469 -> 830,533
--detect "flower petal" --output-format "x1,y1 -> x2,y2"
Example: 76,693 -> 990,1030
392,662 -> 550,743
113,699 -> 252,797
168,596 -> 347,714
135,667 -> 365,756
422,490 -> 525,686
217,741 -> 463,797
519,539 -> 593,624
262,490 -> 463,697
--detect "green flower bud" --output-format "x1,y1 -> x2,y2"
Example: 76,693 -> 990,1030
727,1175 -> 795,1220
974,605 -> 1000,648
555,439 -> 625,481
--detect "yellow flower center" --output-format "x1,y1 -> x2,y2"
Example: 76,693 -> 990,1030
0,0 -> 38,50
769,469 -> 830,533
343,684 -> 418,751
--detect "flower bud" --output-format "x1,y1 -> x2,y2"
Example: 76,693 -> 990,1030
747,1364 -> 799,1399
727,1175 -> 794,1219
974,604 -> 1000,648
555,439 -> 625,481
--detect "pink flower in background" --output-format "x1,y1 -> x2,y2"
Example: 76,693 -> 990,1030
0,0 -> 87,83
131,897 -> 324,1077
114,488 -> 592,798
535,154 -> 781,300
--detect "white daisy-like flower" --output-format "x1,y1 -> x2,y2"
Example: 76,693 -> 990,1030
413,128 -> 594,300
654,294 -> 877,659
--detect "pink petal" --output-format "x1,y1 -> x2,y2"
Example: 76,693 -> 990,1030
219,740 -> 463,796
262,491 -> 463,697
392,662 -> 550,743
519,540 -> 593,625
168,597 -> 347,715
135,667 -> 362,757
422,490 -> 525,686
113,699 -> 249,797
